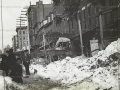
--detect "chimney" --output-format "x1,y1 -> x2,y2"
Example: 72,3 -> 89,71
30,1 -> 31,6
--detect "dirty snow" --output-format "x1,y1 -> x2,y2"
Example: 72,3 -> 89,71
29,38 -> 120,90
0,76 -> 25,90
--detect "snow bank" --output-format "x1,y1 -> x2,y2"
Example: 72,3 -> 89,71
30,38 -> 120,90
0,76 -> 25,90
30,58 -> 46,73
103,40 -> 118,57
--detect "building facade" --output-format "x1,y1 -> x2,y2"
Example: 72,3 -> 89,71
27,5 -> 37,48
26,0 -> 120,58
27,1 -> 53,58
52,0 -> 120,56
16,26 -> 29,51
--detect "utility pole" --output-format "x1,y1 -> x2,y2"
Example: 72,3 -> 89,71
42,3 -> 47,59
1,0 -> 4,53
43,34 -> 46,53
99,14 -> 104,50
77,11 -> 84,55
1,1 -> 5,90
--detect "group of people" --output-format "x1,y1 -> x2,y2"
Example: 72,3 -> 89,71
0,49 -> 31,84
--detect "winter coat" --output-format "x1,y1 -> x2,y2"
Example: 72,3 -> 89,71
10,64 -> 23,83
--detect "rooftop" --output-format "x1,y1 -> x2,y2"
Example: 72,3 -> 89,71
16,26 -> 27,32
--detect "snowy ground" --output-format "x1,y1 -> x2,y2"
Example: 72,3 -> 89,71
0,76 -> 26,90
30,39 -> 120,90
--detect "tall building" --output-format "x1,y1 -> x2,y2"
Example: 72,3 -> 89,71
12,35 -> 18,52
16,26 -> 29,51
27,1 -> 53,47
27,1 -> 53,58
27,4 -> 37,47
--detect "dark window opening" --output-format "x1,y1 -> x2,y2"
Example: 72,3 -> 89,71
83,9 -> 85,20
88,6 -> 91,17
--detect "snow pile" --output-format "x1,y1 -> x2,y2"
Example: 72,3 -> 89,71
0,76 -> 25,90
103,40 -> 118,57
30,58 -> 45,65
30,39 -> 120,90
30,58 -> 46,73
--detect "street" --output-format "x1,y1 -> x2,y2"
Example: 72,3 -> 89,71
22,73 -> 62,90
22,74 -> 100,90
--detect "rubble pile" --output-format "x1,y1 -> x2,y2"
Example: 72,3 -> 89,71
30,39 -> 120,90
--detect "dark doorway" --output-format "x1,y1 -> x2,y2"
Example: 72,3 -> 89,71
72,38 -> 81,56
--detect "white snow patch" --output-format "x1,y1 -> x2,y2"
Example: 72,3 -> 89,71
30,38 -> 120,90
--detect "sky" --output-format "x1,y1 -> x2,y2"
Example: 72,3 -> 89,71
0,0 -> 51,50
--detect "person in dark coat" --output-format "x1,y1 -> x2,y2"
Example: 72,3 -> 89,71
1,54 -> 9,76
10,59 -> 23,83
7,49 -> 17,70
23,52 -> 30,75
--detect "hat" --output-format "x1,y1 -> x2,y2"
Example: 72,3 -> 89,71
6,50 -> 10,53
6,49 -> 13,53
9,49 -> 13,52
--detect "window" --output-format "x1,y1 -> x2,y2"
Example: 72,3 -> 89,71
94,6 -> 99,14
68,19 -> 70,33
79,12 -> 82,21
83,10 -> 85,20
23,36 -> 25,40
88,6 -> 91,17
23,31 -> 25,34
19,37 -> 21,40
71,18 -> 74,32
19,31 -> 21,35
114,10 -> 117,20
84,22 -> 86,29
23,41 -> 25,46
89,19 -> 91,27
104,13 -> 107,25
82,6 -> 85,20
95,17 -> 99,26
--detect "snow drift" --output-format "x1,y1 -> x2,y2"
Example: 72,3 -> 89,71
30,38 -> 120,90
0,76 -> 25,90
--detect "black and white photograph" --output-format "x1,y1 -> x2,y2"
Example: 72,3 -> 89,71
0,0 -> 120,90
